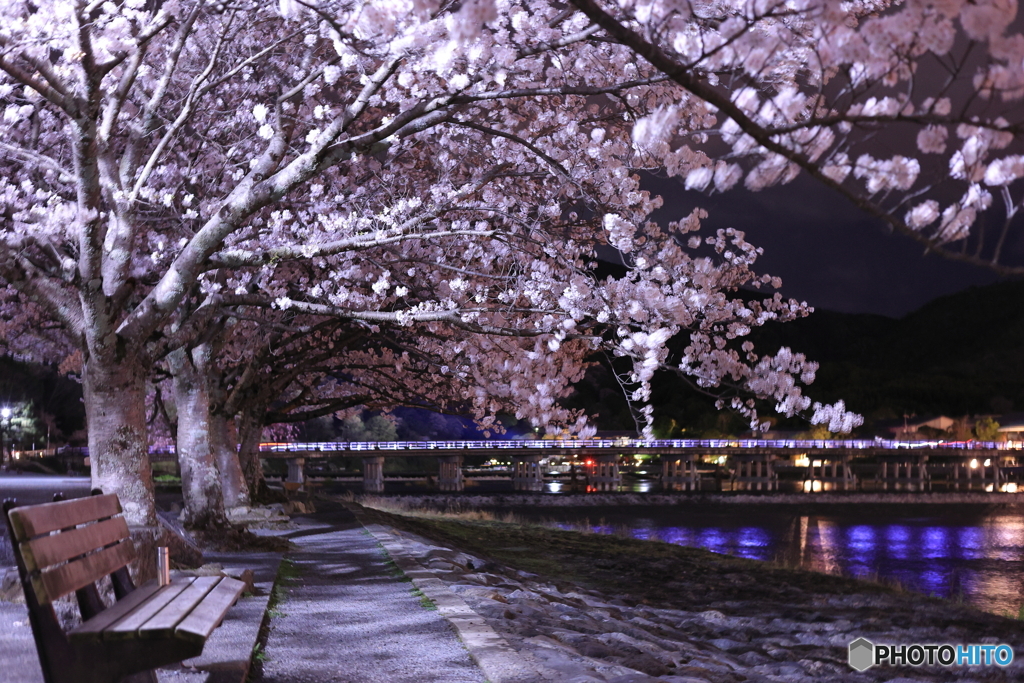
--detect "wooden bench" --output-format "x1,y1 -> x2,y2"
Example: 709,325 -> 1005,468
3,492 -> 246,683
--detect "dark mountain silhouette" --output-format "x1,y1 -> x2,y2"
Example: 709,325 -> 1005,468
565,278 -> 1024,435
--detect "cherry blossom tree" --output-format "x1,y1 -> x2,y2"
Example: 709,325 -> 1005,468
181,312 -> 483,511
569,0 -> 1024,273
0,0 -> 857,526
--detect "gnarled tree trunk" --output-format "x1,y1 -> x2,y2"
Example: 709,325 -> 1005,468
84,357 -> 156,527
211,410 -> 250,510
237,402 -> 280,503
169,345 -> 229,530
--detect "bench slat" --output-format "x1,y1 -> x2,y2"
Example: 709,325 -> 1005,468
139,576 -> 221,638
105,577 -> 196,638
175,577 -> 246,644
8,494 -> 121,540
21,516 -> 131,572
34,538 -> 135,604
68,578 -> 168,642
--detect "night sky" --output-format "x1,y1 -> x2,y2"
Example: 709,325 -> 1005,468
646,174 -> 1020,319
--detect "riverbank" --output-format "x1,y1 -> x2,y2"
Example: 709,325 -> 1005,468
352,497 -> 1024,682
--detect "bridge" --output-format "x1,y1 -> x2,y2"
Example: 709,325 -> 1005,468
243,438 -> 1018,493
27,438 -> 1022,494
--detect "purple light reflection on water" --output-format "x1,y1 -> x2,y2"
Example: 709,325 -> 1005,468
919,569 -> 947,596
660,527 -> 695,546
847,525 -> 876,551
885,525 -> 911,560
957,527 -> 984,558
921,527 -> 949,559
845,525 -> 878,571
736,527 -> 772,560
697,528 -> 731,555
529,507 -> 1024,615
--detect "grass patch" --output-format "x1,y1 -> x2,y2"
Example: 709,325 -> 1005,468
266,558 -> 302,618
381,554 -> 413,582
248,557 -> 302,680
410,586 -> 438,611
1000,604 -> 1024,620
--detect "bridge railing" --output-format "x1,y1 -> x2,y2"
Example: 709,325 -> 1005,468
252,438 -> 1014,452
46,437 -> 1018,459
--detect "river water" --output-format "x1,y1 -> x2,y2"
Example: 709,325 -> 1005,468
507,504 -> 1024,616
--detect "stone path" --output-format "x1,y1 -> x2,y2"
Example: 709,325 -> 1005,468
255,507 -> 486,683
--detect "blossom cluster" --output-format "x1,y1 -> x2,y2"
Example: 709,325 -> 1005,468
0,0 -> 870,451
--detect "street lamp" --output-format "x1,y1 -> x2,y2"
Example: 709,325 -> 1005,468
0,407 -> 11,467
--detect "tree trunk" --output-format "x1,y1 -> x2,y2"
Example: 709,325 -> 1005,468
211,411 -> 250,509
169,346 -> 229,530
237,404 -> 280,503
83,358 -> 156,527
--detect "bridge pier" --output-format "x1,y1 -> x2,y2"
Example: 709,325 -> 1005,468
586,453 -> 621,492
877,455 -> 929,491
286,457 -> 305,488
362,456 -> 385,493
437,455 -> 464,491
804,453 -> 856,492
731,454 -> 777,491
662,454 -> 699,491
512,455 -> 544,491
951,456 -> 1001,491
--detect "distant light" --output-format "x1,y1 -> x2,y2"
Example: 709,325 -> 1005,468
970,458 -> 979,469
984,459 -> 991,467
0,407 -> 10,419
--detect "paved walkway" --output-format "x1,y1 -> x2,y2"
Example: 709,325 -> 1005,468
255,505 -> 486,683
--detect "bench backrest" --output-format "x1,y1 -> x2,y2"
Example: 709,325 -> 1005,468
6,494 -> 136,605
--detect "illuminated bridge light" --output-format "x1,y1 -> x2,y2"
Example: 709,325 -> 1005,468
61,437 -> 1018,458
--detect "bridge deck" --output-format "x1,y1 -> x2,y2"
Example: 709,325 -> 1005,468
51,438 -> 1019,462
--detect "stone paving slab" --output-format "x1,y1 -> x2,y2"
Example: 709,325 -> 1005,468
254,507 -> 488,683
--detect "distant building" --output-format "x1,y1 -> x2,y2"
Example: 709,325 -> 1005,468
880,415 -> 956,439
997,413 -> 1024,441
759,430 -> 810,440
594,430 -> 639,440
